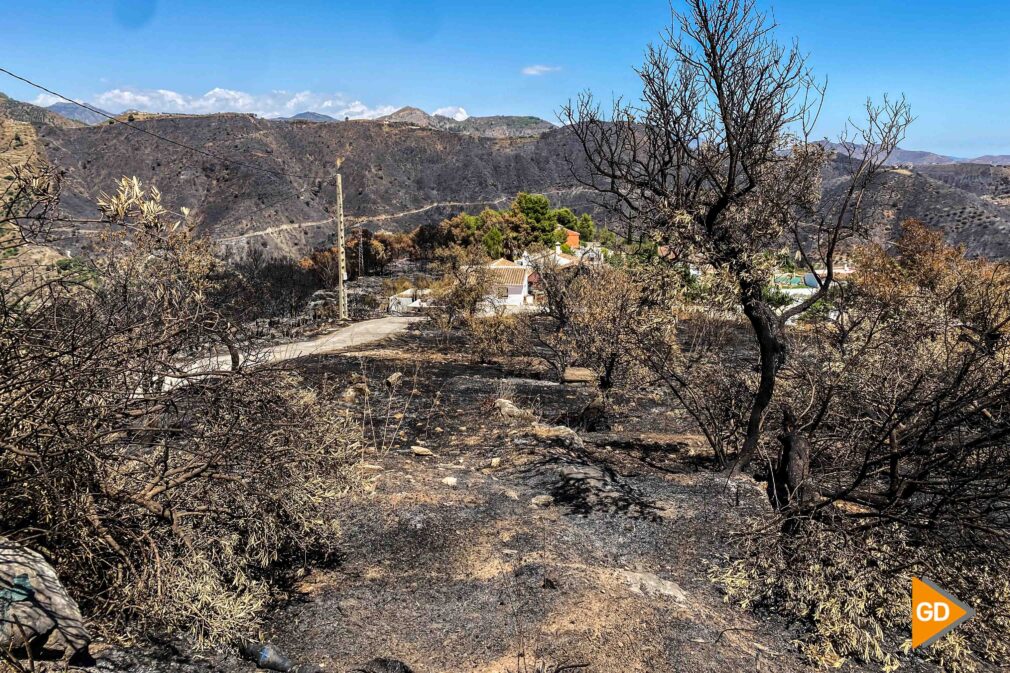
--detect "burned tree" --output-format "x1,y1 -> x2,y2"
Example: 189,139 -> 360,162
562,0 -> 911,470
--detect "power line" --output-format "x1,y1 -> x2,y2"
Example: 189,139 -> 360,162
0,66 -> 331,182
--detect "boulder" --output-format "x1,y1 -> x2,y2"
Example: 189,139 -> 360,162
341,382 -> 369,403
530,494 -> 554,508
0,537 -> 91,660
530,423 -> 584,450
618,570 -> 688,602
561,367 -> 596,385
493,398 -> 535,422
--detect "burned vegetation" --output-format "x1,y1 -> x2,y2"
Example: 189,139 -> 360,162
3,1 -> 1010,673
1,170 -> 358,648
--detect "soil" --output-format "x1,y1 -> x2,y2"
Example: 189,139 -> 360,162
90,323 -> 852,673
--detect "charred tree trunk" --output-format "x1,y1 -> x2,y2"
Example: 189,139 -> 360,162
769,406 -> 811,534
734,281 -> 786,472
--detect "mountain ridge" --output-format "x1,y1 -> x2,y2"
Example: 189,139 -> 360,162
0,93 -> 83,128
45,102 -> 113,126
377,106 -> 555,138
820,140 -> 1010,166
3,93 -> 1010,260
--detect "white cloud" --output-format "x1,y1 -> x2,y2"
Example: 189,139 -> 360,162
521,64 -> 561,76
433,106 -> 469,121
85,87 -> 397,119
31,93 -> 65,107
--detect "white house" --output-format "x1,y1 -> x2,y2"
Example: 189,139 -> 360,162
484,258 -> 532,308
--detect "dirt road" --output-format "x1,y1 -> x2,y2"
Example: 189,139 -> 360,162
191,316 -> 421,374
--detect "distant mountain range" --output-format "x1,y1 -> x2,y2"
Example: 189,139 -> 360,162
280,111 -> 338,123
45,102 -> 112,126
280,106 -> 557,139
46,99 -> 557,139
821,141 -> 1010,166
377,106 -> 556,138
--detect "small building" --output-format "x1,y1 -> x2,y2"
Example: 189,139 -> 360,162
388,288 -> 432,314
560,227 -> 581,249
575,242 -> 609,266
484,258 -> 532,307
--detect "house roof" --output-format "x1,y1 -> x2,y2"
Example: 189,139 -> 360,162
485,258 -> 527,285
487,266 -> 528,286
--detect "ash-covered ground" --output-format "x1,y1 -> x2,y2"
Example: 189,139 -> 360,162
92,323 -> 870,673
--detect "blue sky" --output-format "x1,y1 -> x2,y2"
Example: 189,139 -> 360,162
4,0 -> 1010,156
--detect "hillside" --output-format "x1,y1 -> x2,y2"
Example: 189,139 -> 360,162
379,106 -> 556,138
818,162 -> 1010,257
822,140 -> 1010,166
4,95 -> 1010,259
916,163 -> 1010,205
30,113 -> 591,258
0,92 -> 82,128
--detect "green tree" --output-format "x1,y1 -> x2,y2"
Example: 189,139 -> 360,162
512,192 -> 551,224
554,207 -> 578,231
482,226 -> 504,258
575,214 -> 596,241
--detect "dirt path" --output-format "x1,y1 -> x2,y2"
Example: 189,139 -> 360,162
192,316 -> 421,373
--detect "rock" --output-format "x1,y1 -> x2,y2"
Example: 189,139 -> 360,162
530,423 -> 584,449
411,446 -> 435,457
562,367 -> 596,385
441,476 -> 458,487
530,494 -> 554,508
618,570 -> 688,602
238,641 -> 293,672
385,372 -> 403,388
493,398 -> 535,422
490,457 -> 502,468
352,658 -> 415,673
0,536 -> 91,660
557,463 -> 607,489
341,382 -> 369,403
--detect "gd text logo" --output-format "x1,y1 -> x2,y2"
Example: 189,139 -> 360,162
911,577 -> 975,649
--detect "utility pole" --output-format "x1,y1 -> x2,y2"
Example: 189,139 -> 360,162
335,164 -> 348,320
359,225 -> 365,276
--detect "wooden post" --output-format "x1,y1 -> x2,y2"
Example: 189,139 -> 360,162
335,169 -> 348,320
358,224 -> 365,276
